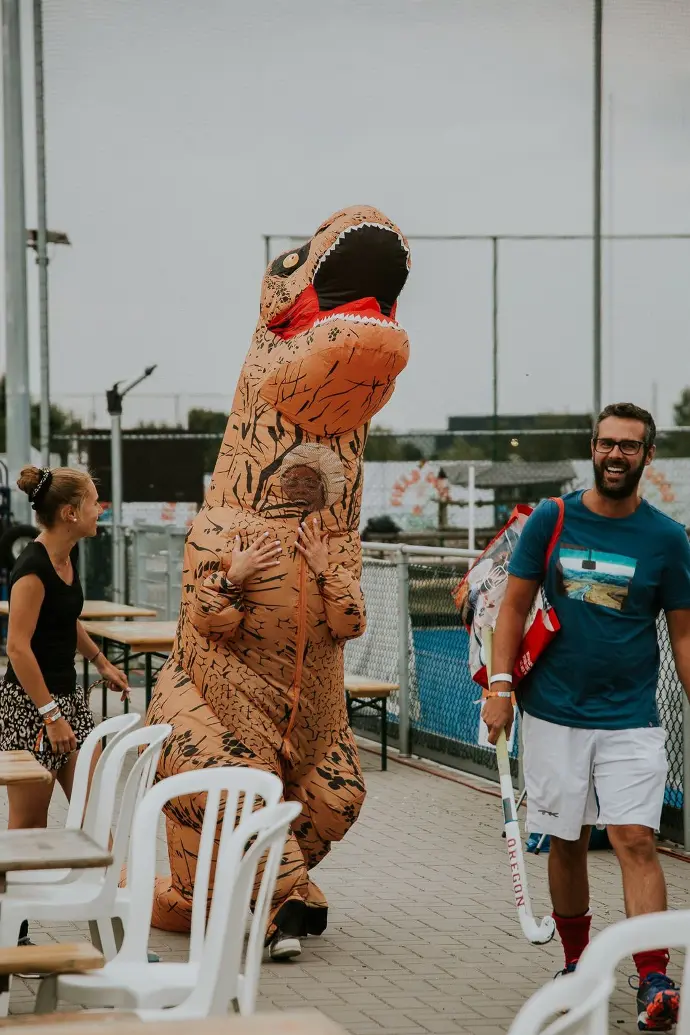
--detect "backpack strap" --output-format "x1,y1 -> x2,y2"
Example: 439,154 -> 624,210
544,496 -> 565,566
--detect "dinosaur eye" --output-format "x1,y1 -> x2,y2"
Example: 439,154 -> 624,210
269,241 -> 311,278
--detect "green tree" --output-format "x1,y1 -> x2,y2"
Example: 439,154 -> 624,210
0,377 -> 82,461
437,437 -> 488,462
364,425 -> 423,462
673,388 -> 690,427
136,420 -> 183,430
188,408 -> 226,474
187,408 -> 227,435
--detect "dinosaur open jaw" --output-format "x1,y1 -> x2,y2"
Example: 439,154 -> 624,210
312,222 -> 409,317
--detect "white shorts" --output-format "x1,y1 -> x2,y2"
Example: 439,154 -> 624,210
522,713 -> 668,841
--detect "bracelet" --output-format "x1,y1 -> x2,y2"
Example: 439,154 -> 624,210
88,649 -> 102,664
489,673 -> 513,686
44,709 -> 63,724
37,700 -> 58,716
486,691 -> 513,699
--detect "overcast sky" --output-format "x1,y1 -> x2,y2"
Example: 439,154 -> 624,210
2,0 -> 689,430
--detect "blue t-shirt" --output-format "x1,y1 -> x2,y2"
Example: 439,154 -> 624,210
508,490 -> 690,730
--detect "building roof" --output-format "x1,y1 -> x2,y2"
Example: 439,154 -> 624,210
443,459 -> 576,488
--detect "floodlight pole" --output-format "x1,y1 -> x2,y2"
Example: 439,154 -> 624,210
106,366 -> 157,602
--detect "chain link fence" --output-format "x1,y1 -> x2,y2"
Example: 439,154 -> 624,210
345,552 -> 519,782
657,613 -> 684,845
345,545 -> 685,844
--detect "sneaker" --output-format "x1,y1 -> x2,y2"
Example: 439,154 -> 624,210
552,963 -> 577,1016
268,930 -> 302,961
554,962 -> 578,978
634,972 -> 680,1031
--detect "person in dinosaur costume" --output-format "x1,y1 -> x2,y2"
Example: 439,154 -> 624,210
146,205 -> 410,959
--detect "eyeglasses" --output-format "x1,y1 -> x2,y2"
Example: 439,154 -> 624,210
594,438 -> 645,456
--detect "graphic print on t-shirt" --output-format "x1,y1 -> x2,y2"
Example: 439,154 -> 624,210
557,546 -> 637,612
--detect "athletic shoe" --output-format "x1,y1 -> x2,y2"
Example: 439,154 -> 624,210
268,929 -> 302,961
633,972 -> 679,1031
550,962 -> 578,1016
554,962 -> 578,978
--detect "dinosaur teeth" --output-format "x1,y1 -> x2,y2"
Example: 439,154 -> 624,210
312,313 -> 402,330
313,222 -> 410,280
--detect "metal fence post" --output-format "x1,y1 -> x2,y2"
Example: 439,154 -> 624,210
467,464 -> 476,551
683,695 -> 690,851
396,549 -> 411,757
3,0 -> 32,522
165,528 -> 174,620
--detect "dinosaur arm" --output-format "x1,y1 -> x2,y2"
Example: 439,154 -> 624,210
315,567 -> 367,642
189,570 -> 245,640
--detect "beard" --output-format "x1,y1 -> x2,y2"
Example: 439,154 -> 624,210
593,454 -> 646,500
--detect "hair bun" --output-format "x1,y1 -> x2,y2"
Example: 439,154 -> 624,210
17,465 -> 44,497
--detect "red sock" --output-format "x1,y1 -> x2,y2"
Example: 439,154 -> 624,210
634,950 -> 670,981
553,911 -> 592,967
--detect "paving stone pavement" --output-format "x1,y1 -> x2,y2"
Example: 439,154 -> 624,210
2,688 -> 689,1034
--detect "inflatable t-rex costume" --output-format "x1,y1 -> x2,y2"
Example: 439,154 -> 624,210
147,205 -> 410,941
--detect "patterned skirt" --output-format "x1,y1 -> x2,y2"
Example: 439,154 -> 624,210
0,678 -> 96,772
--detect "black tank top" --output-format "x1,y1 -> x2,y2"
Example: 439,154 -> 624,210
6,541 -> 83,695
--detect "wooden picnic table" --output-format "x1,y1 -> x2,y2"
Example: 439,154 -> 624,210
0,828 -> 112,887
0,752 -> 51,787
0,754 -> 113,995
0,601 -> 158,701
81,621 -> 176,712
344,675 -> 398,772
0,601 -> 157,621
0,1010 -> 348,1032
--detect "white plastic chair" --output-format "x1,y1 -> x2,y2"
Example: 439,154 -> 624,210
507,971 -> 614,1035
0,723 -> 172,966
9,712 -> 142,887
508,909 -> 690,1035
40,768 -> 296,1019
575,910 -> 690,1034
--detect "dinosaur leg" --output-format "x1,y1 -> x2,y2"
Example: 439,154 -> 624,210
148,661 -> 321,939
280,725 -> 367,938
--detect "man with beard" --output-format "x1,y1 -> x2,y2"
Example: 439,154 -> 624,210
483,402 -> 690,1032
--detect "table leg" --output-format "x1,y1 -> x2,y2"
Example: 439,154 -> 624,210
145,652 -> 152,710
123,645 -> 130,715
0,873 -> 8,1002
101,641 -> 109,720
380,697 -> 387,772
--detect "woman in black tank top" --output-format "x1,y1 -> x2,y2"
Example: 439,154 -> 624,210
3,466 -> 128,838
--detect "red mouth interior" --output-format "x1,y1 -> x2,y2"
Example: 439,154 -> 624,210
267,285 -> 398,340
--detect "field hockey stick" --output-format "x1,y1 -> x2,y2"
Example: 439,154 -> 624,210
483,627 -> 555,945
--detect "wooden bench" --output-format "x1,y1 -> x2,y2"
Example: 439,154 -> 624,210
0,942 -> 104,1018
0,755 -> 51,788
0,944 -> 103,979
0,1015 -> 128,1028
80,621 -> 176,712
344,675 -> 398,771
0,1010 -> 347,1032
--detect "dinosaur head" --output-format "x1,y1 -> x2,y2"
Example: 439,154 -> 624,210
256,205 -> 410,436
207,206 -> 410,528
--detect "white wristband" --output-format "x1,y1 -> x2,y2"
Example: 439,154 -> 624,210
489,673 -> 513,686
488,690 -> 513,699
38,700 -> 58,716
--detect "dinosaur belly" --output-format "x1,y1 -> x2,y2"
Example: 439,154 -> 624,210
173,506 -> 349,754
